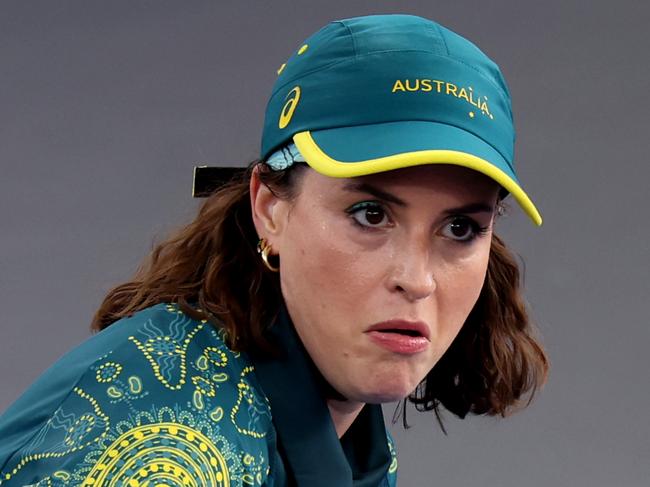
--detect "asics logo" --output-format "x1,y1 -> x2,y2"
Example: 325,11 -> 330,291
278,86 -> 301,129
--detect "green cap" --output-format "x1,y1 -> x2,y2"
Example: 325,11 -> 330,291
260,14 -> 542,225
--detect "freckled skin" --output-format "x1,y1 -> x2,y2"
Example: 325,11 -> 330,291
255,164 -> 499,405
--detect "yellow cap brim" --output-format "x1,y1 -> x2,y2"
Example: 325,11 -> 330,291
294,130 -> 542,226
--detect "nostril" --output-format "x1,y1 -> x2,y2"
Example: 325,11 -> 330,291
393,283 -> 434,301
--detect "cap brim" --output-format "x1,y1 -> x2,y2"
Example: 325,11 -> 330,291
293,121 -> 542,226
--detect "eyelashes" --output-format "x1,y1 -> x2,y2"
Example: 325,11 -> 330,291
440,217 -> 490,242
345,201 -> 490,243
347,201 -> 392,228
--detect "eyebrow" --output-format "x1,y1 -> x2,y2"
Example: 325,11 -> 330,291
342,182 -> 407,206
342,182 -> 495,214
441,203 -> 495,215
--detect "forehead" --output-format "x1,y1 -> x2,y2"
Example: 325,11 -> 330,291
300,164 -> 500,202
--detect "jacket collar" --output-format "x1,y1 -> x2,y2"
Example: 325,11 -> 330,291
250,304 -> 391,487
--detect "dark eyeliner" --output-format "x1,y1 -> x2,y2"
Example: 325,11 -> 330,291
449,215 -> 490,243
345,201 -> 388,230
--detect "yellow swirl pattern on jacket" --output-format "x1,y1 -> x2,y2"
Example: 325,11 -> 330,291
82,422 -> 230,486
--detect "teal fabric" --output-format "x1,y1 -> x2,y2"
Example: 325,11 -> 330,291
252,306 -> 395,487
261,14 -> 515,170
309,120 -> 519,182
0,304 -> 397,486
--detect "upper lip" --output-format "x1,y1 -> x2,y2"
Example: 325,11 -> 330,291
365,319 -> 431,340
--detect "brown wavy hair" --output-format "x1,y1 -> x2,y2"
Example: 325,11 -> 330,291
91,159 -> 548,425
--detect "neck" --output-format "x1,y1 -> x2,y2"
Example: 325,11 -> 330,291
326,398 -> 365,438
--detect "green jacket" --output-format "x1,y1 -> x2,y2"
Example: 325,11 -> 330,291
0,303 -> 398,486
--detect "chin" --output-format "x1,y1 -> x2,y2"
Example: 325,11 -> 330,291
351,378 -> 419,404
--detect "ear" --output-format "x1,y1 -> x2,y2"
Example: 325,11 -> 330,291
250,166 -> 288,244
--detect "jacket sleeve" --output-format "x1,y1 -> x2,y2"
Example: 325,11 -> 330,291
0,305 -> 274,487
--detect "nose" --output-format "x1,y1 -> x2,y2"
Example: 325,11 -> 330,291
388,244 -> 436,301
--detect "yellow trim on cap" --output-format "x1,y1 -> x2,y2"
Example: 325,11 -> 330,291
293,131 -> 542,226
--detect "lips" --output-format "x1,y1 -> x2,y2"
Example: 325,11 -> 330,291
366,320 -> 430,340
365,320 -> 431,355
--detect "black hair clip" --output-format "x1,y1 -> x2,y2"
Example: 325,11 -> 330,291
192,166 -> 247,198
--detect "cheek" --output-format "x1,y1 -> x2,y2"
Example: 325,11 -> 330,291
435,245 -> 491,338
279,210 -> 376,318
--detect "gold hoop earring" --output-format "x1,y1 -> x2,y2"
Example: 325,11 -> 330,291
257,238 -> 280,272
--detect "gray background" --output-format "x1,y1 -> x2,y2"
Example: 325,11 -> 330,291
1,1 -> 648,486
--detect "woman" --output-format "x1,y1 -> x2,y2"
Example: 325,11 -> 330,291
0,14 -> 548,486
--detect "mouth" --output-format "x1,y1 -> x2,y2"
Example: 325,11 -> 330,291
377,328 -> 423,337
365,320 -> 431,340
364,320 -> 431,355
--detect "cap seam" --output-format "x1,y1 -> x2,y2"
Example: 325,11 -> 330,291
270,50 -> 509,105
270,50 -> 440,96
431,22 -> 450,55
448,57 -> 509,106
334,20 -> 359,59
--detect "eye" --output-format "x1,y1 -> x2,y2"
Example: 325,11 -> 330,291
440,216 -> 488,242
347,202 -> 391,228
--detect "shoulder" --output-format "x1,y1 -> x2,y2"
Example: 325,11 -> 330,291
0,303 -> 274,486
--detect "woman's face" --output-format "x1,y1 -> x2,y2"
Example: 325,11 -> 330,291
253,164 -> 499,404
